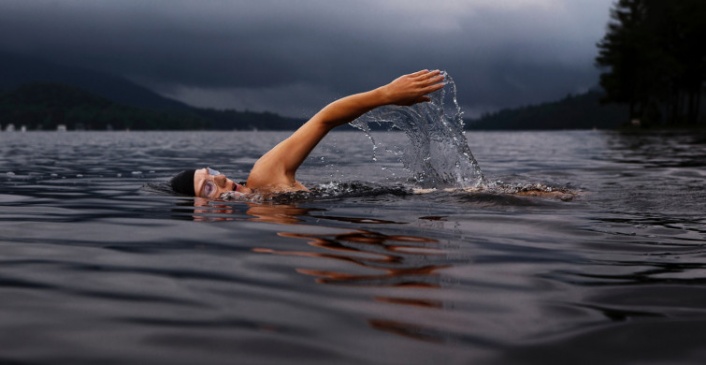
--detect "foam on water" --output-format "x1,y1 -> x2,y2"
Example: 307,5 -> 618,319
350,72 -> 484,189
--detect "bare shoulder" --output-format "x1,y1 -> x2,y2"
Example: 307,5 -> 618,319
246,158 -> 308,193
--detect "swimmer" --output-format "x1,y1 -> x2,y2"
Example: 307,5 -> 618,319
169,70 -> 446,199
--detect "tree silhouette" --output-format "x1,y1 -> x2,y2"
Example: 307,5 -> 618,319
596,0 -> 705,126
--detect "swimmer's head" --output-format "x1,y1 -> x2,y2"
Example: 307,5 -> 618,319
170,169 -> 195,196
170,167 -> 251,199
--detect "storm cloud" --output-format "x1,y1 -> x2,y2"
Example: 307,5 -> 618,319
0,0 -> 613,117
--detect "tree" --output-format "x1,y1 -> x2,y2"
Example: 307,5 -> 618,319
596,0 -> 705,126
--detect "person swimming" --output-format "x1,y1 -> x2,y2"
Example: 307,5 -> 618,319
169,70 -> 446,199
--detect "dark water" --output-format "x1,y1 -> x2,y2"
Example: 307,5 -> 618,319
1,130 -> 705,365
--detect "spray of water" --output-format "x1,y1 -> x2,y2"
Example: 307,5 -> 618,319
350,72 -> 484,189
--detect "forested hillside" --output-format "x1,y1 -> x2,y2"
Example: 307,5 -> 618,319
466,90 -> 628,130
0,83 -> 305,131
0,83 -> 207,130
0,53 -> 304,130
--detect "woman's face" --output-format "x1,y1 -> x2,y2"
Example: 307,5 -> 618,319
194,167 -> 251,199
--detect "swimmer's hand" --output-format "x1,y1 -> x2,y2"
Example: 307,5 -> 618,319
379,69 -> 446,106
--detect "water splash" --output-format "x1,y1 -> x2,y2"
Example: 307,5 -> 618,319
350,72 -> 484,189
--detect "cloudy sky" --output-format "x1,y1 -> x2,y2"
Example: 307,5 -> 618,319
0,0 -> 614,118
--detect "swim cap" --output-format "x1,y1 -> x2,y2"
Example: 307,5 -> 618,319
170,169 -> 196,196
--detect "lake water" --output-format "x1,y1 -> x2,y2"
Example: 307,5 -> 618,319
1,130 -> 705,365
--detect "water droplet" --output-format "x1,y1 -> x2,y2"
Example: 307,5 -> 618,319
350,72 -> 483,188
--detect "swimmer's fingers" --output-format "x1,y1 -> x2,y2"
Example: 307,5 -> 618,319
402,69 -> 442,85
420,76 -> 445,93
409,69 -> 440,78
408,69 -> 433,77
384,70 -> 445,106
413,70 -> 445,96
415,69 -> 442,80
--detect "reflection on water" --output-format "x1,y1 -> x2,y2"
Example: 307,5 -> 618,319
189,198 -> 314,224
260,229 -> 444,287
605,130 -> 706,168
1,130 -> 705,365
257,221 -> 460,345
285,230 -> 455,345
187,198 -> 469,345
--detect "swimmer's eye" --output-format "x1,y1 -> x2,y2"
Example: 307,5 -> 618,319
201,180 -> 216,198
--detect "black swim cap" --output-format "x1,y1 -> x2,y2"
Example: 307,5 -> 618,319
170,169 -> 196,196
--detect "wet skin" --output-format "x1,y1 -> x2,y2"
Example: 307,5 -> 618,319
193,167 -> 252,200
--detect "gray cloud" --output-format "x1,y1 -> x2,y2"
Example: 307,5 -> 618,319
0,0 -> 613,117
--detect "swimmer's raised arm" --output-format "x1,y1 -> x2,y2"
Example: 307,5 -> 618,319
246,70 -> 445,191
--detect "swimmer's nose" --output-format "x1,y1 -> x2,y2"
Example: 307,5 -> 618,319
214,174 -> 228,188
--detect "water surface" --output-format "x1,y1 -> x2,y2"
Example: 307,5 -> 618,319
1,130 -> 705,365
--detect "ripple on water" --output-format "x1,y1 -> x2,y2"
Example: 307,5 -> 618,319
1,127 -> 705,364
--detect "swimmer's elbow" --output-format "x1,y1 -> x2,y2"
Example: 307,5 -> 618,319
326,89 -> 387,127
309,110 -> 347,131
314,104 -> 367,129
310,88 -> 387,129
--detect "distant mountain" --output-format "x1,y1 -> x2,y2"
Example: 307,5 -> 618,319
0,83 -> 207,130
0,52 -> 190,111
465,90 -> 629,130
0,52 -> 305,130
